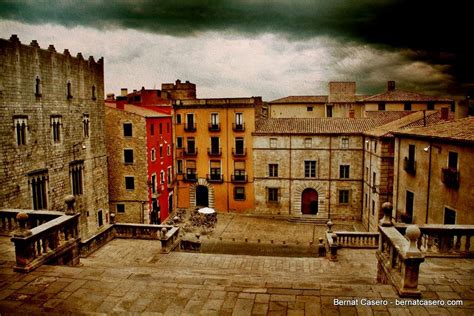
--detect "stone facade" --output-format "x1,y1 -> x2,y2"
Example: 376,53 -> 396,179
392,117 -> 474,225
0,35 -> 109,239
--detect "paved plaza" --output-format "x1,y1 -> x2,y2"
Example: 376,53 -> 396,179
0,215 -> 473,315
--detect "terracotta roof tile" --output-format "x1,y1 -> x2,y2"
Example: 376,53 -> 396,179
105,103 -> 170,118
269,95 -> 328,103
392,116 -> 474,143
360,89 -> 453,102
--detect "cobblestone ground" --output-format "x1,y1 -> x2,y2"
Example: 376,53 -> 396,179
1,237 -> 473,315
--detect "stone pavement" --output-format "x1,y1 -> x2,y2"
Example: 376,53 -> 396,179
1,237 -> 473,315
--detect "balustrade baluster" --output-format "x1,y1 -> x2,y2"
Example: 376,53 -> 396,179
42,237 -> 48,253
36,240 -> 41,257
465,235 -> 471,252
454,234 -> 461,252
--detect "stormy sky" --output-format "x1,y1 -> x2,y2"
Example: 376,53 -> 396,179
0,0 -> 470,100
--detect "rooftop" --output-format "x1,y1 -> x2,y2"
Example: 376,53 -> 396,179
393,116 -> 474,144
105,103 -> 170,118
360,89 -> 453,103
254,117 -> 400,135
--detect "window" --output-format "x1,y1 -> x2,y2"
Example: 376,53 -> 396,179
176,114 -> 182,124
268,188 -> 279,202
427,102 -> 435,110
405,191 -> 414,221
444,207 -> 456,224
167,144 -> 171,156
67,81 -> 72,99
307,106 -> 313,112
378,103 -> 385,111
404,102 -> 412,111
35,77 -> 41,96
151,174 -> 156,194
210,113 -> 219,130
176,137 -> 183,148
151,148 -> 156,161
326,105 -> 333,118
150,124 -> 154,135
341,137 -> 349,149
83,114 -> 90,138
234,187 -> 245,200
365,193 -> 368,210
234,160 -> 246,181
160,171 -> 165,184
340,165 -> 350,179
339,190 -> 350,204
91,85 -> 96,100
116,204 -> 125,213
123,123 -> 132,137
372,172 -> 376,186
304,161 -> 316,178
448,152 -> 458,169
167,167 -> 172,184
177,160 -> 183,174
210,160 -> 221,181
235,113 -> 243,125
304,138 -> 312,148
186,113 -> 195,130
371,200 -> 375,216
13,116 -> 27,145
160,145 -> 163,158
187,137 -> 196,154
29,171 -> 48,210
235,137 -> 244,155
124,149 -> 134,164
374,141 -> 378,152
366,167 -> 369,180
51,116 -> 62,143
186,160 -> 197,180
159,123 -> 163,134
408,144 -> 415,162
125,176 -> 135,190
270,138 -> 277,148
211,137 -> 220,154
269,164 -> 278,177
70,162 -> 84,195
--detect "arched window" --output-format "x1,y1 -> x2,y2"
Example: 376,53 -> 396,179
91,85 -> 96,100
35,77 -> 41,96
67,81 -> 72,99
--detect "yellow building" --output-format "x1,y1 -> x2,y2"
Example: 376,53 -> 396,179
165,81 -> 262,212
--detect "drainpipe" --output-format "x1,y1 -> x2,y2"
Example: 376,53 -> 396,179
289,135 -> 292,215
425,141 -> 432,224
368,138 -> 373,231
394,138 -> 401,221
328,135 -> 332,219
362,136 -> 368,231
226,107 -> 230,212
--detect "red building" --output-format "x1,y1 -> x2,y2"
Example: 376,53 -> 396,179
105,89 -> 174,224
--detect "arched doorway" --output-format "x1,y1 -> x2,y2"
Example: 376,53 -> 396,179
168,194 -> 173,213
196,185 -> 209,207
301,188 -> 318,215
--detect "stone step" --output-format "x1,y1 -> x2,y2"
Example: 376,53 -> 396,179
287,216 -> 329,224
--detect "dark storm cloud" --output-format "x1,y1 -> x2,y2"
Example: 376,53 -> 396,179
1,0 -> 470,95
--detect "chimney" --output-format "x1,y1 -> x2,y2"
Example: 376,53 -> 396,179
455,98 -> 470,119
387,81 -> 396,91
440,107 -> 449,120
349,109 -> 355,118
106,93 -> 115,101
120,88 -> 128,96
116,96 -> 126,110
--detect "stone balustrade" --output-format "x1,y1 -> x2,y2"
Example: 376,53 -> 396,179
0,209 -> 64,236
10,213 -> 81,273
333,231 -> 379,248
394,223 -> 473,257
376,202 -> 425,298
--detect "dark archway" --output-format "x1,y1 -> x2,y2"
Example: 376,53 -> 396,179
196,185 -> 209,207
168,194 -> 173,213
301,188 -> 318,215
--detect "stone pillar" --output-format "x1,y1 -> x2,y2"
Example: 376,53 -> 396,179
13,212 -> 32,237
379,202 -> 393,227
64,195 -> 76,215
400,225 -> 424,296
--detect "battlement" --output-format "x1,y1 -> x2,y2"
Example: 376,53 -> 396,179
2,34 -> 104,67
161,79 -> 196,100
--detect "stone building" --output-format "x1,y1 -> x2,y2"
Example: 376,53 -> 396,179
252,117 -> 396,220
105,99 -> 173,224
392,117 -> 474,225
362,110 -> 454,231
165,80 -> 262,212
0,35 -> 109,238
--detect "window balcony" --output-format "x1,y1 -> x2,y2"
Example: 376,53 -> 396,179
183,148 -> 198,156
231,174 -> 248,183
232,148 -> 247,157
207,174 -> 224,183
208,123 -> 220,132
184,123 -> 196,132
403,157 -> 416,175
207,147 -> 222,156
184,173 -> 197,182
232,123 -> 245,132
442,167 -> 459,189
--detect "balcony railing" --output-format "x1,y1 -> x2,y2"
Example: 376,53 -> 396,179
403,157 -> 416,175
183,147 -> 198,156
232,123 -> 245,132
231,174 -> 248,183
441,167 -> 459,189
184,123 -> 196,132
207,174 -> 224,183
232,148 -> 247,157
208,123 -> 220,132
207,147 -> 222,156
184,173 -> 197,182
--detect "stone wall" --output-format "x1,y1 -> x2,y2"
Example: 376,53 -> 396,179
0,35 -> 109,239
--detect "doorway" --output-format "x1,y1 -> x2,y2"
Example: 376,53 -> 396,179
301,188 -> 318,215
196,185 -> 209,207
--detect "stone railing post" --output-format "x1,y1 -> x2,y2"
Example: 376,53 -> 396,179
327,219 -> 333,233
329,233 -> 338,261
379,202 -> 393,227
64,195 -> 76,215
318,237 -> 326,257
13,212 -> 32,238
400,225 -> 424,297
